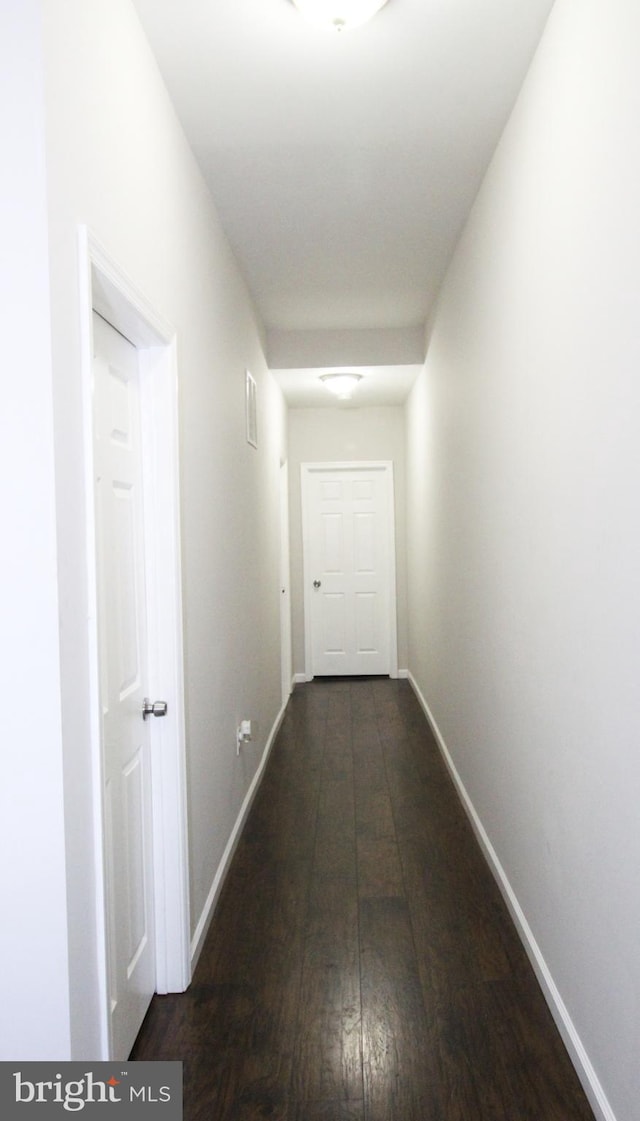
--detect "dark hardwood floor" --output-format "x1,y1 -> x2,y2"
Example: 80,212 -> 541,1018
131,678 -> 595,1121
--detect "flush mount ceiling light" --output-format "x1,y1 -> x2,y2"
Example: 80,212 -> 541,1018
320,372 -> 363,399
291,0 -> 390,32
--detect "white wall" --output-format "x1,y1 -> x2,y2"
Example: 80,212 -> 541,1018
405,2 -> 640,1118
40,0 -> 286,1057
0,0 -> 70,1060
287,406 -> 408,677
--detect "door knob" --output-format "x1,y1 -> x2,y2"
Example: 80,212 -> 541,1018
313,579 -> 322,588
142,698 -> 168,720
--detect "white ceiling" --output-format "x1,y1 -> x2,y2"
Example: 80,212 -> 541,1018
131,0 -> 555,404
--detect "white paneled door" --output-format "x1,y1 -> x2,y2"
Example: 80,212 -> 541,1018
302,463 -> 397,678
93,312 -> 156,1059
280,461 -> 293,704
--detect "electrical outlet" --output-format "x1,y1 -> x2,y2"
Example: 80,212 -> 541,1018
236,720 -> 253,754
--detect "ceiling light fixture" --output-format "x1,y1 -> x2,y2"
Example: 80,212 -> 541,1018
320,372 -> 363,399
292,0 -> 390,32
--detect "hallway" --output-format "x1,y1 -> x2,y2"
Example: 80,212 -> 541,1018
132,678 -> 595,1120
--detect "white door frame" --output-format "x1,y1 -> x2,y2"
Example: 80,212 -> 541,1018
279,460 -> 293,704
301,461 -> 398,682
79,228 -> 190,1058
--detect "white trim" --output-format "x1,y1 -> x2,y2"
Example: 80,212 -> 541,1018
78,236 -> 110,1060
301,461 -> 398,680
78,228 -> 190,1056
279,461 -> 293,705
293,672 -> 308,685
406,671 -> 617,1121
190,699 -> 288,970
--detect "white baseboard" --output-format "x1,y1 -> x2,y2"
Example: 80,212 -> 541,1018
189,698 -> 288,970
295,670 -> 409,682
406,671 -> 616,1121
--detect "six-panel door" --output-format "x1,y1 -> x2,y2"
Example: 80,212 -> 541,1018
303,464 -> 396,677
93,312 -> 156,1059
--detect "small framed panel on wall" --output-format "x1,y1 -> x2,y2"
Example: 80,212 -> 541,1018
245,369 -> 257,448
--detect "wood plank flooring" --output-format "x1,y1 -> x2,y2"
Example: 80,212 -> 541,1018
131,678 -> 595,1121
